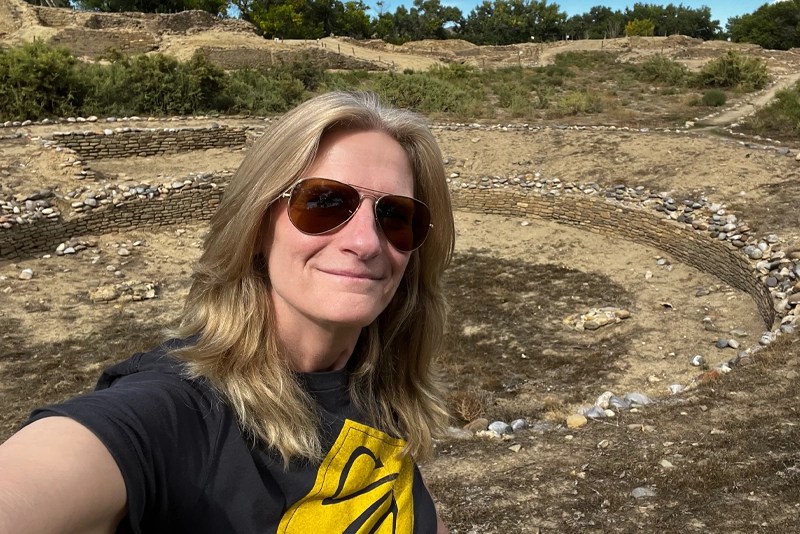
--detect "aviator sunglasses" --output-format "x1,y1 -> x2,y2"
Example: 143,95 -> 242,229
280,177 -> 433,252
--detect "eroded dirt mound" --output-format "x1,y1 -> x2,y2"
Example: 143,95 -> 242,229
4,0 -> 798,73
0,0 -> 258,61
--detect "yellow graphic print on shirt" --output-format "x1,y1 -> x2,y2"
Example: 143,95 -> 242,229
278,419 -> 414,533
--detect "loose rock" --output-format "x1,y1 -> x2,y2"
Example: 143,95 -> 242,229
566,414 -> 588,429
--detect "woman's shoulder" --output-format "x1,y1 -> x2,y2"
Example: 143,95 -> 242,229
29,338 -> 229,444
96,337 -> 205,390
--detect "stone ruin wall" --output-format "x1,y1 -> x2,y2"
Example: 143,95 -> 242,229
453,189 -> 775,327
0,124 -> 785,330
52,126 -> 248,160
0,184 -> 221,257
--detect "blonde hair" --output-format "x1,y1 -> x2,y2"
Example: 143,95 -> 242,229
171,92 -> 454,465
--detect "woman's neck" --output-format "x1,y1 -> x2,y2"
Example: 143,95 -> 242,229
277,319 -> 361,373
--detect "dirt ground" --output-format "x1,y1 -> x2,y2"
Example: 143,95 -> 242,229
2,1 -> 800,531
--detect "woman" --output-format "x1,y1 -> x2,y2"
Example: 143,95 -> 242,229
0,92 -> 454,533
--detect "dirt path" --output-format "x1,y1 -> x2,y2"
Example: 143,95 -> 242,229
700,70 -> 800,126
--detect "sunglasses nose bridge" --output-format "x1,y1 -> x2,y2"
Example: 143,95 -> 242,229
350,193 -> 383,232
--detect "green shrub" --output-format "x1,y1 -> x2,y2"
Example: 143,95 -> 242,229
553,51 -> 617,70
743,84 -> 800,137
320,69 -> 371,91
0,42 -> 311,119
553,90 -> 603,115
539,64 -> 572,85
374,71 -> 478,115
493,85 -> 530,117
694,51 -> 769,91
430,62 -> 477,81
273,53 -> 325,90
701,89 -> 727,107
0,42 -> 83,120
493,81 -> 522,108
79,61 -> 136,116
638,54 -> 689,85
533,86 -> 553,109
613,69 -> 637,90
221,68 -> 306,114
82,52 -> 228,116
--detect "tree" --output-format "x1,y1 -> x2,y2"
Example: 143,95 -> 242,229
624,2 -> 720,39
563,13 -> 589,40
461,0 -> 566,45
374,0 -> 463,43
561,5 -> 625,40
331,1 -> 371,38
728,0 -> 800,50
249,0 -> 322,38
237,0 -> 372,39
410,0 -> 464,39
626,18 -> 654,37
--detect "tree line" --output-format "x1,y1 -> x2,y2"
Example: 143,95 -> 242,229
21,0 -> 800,50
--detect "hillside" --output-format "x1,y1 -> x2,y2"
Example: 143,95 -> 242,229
2,0 -> 799,74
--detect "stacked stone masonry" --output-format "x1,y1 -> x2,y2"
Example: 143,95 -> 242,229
52,126 -> 248,160
0,123 -> 790,332
0,186 -> 222,259
451,189 -> 775,328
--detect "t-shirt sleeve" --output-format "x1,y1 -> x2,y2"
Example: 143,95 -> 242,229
412,464 -> 439,533
27,369 -> 220,534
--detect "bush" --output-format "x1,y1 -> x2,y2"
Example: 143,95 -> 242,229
553,51 -> 617,70
125,53 -> 228,115
694,51 -> 769,91
0,42 -> 316,119
320,69 -> 371,91
743,84 -> 800,137
81,52 -> 228,116
221,69 -> 306,114
638,54 -> 690,85
273,53 -> 325,90
701,89 -> 727,107
374,71 -> 479,115
553,91 -> 603,115
0,42 -> 83,120
533,86 -> 553,109
430,62 -> 478,82
79,61 -> 136,116
492,83 -> 532,117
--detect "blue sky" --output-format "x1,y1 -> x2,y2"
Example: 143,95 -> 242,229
369,1 -> 774,26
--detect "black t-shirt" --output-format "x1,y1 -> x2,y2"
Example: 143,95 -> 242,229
28,342 -> 438,533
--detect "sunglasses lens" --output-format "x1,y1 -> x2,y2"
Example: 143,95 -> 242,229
288,179 -> 359,234
376,196 -> 431,252
286,178 -> 431,252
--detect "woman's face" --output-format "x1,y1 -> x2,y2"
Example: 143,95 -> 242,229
263,129 -> 415,334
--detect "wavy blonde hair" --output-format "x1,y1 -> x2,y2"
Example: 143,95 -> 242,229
171,92 -> 454,465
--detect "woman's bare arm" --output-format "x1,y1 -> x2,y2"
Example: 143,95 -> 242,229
0,417 -> 127,534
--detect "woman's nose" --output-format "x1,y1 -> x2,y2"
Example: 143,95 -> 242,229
338,198 -> 383,258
